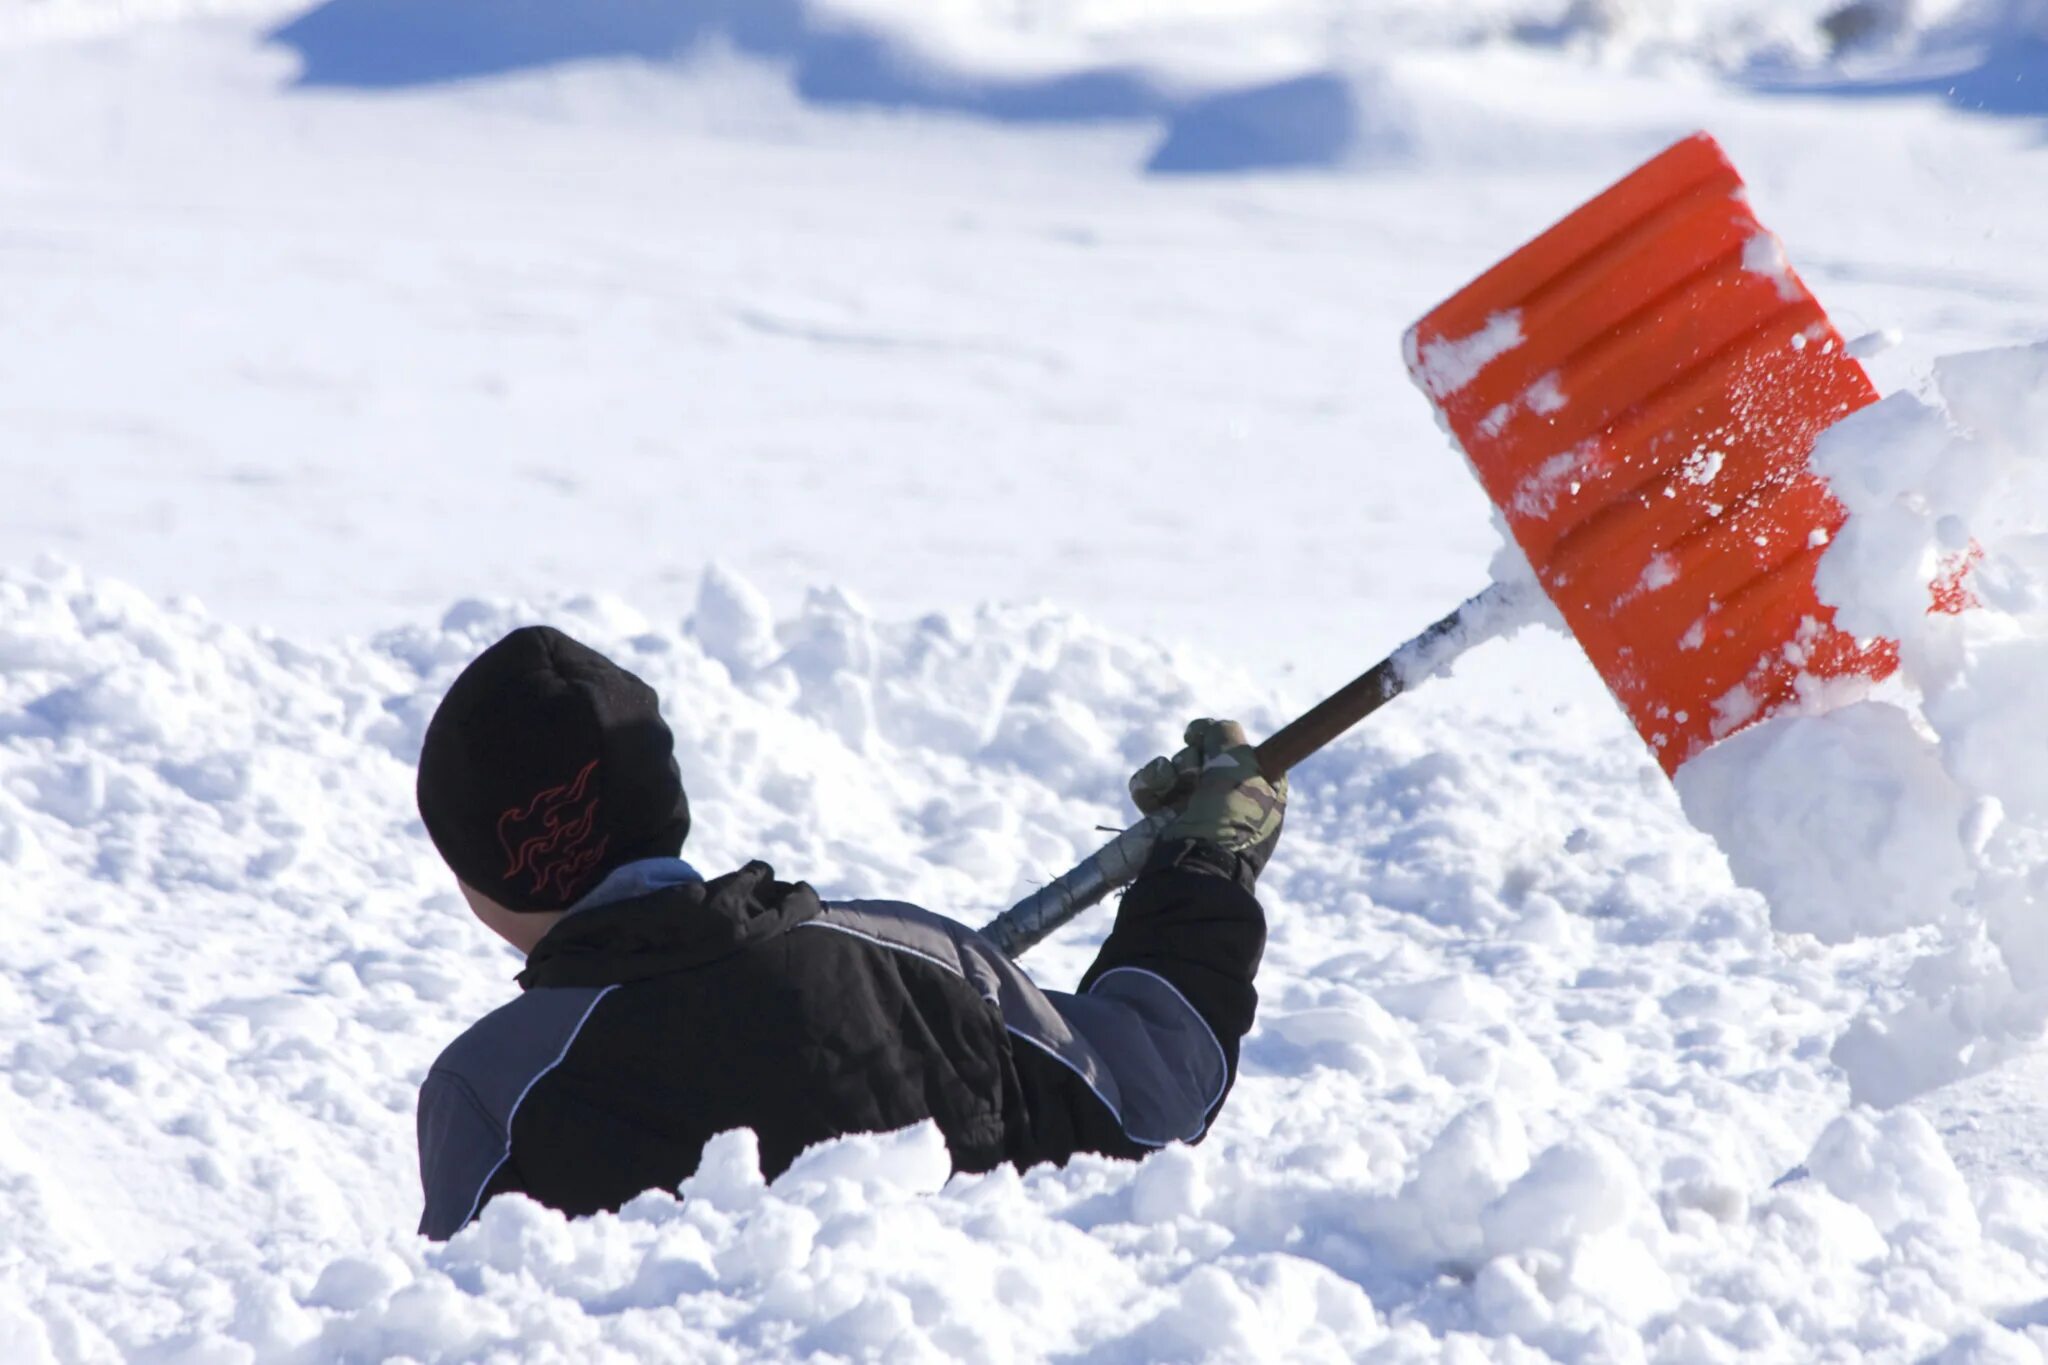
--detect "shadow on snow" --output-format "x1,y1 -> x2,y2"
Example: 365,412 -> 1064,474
266,0 -> 1359,173
1746,35 -> 2048,120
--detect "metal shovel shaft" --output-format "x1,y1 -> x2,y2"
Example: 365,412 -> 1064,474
981,579 -> 1535,958
973,809 -> 1177,961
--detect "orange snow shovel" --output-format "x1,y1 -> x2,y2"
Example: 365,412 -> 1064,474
985,132 -> 1892,957
1408,131 -> 1892,774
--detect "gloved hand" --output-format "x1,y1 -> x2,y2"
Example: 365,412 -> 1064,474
1128,718 -> 1287,879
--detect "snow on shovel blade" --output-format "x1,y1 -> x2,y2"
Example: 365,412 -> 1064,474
1405,131 -> 1895,775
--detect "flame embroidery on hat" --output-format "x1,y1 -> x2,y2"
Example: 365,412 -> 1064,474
498,759 -> 610,903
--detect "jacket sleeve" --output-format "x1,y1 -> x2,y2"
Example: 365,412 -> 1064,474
414,985 -> 618,1239
417,1068 -> 510,1240
1072,838 -> 1267,1131
821,865 -> 1265,1172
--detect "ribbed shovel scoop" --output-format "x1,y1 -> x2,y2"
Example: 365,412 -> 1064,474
1405,132 -> 1895,773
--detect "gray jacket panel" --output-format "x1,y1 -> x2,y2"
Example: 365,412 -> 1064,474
1052,968 -> 1228,1144
814,900 -> 1225,1150
416,983 -> 614,1240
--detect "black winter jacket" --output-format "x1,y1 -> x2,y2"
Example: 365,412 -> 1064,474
416,841 -> 1265,1239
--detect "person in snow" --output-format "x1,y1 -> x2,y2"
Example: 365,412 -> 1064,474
411,625 -> 1285,1240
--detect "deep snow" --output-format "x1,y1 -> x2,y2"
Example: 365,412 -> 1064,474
6,555 -> 2042,1362
9,0 -> 2048,1360
1679,341 -> 2048,1112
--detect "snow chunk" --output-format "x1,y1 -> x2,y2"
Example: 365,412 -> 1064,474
1510,446 -> 1589,519
1409,311 -> 1524,399
1805,1108 -> 1977,1240
1481,1135 -> 1648,1256
1847,328 -> 1904,360
1680,339 -> 2048,1099
1741,230 -> 1803,302
1636,554 -> 1678,595
689,561 -> 778,675
1524,371 -> 1568,415
1676,702 -> 1974,943
1681,446 -> 1725,485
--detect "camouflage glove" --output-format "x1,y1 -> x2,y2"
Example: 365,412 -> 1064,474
1128,718 -> 1287,880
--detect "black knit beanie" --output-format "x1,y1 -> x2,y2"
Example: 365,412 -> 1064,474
416,626 -> 690,912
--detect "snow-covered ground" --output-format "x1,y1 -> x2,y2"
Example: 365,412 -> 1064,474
8,0 -> 2048,1359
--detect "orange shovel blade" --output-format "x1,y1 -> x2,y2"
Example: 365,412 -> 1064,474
1405,132 -> 1893,774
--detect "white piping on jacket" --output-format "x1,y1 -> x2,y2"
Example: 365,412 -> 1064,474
456,983 -> 620,1232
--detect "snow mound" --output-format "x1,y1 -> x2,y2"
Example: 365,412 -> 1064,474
7,556 -> 2048,1358
266,0 -> 1182,119
248,0 -> 2047,176
17,0 -> 2048,129
1677,342 -> 2048,1105
15,0 -> 2047,189
1146,73 -> 1361,175
258,0 -> 1862,97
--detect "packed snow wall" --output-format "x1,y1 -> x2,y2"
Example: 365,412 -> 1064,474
1680,341 -> 2048,1108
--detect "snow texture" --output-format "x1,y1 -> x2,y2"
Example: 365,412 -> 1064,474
7,556 -> 2048,1361
1678,342 -> 2048,1110
9,0 -> 2048,1359
1740,230 -> 1805,302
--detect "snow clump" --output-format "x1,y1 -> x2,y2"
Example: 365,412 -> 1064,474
1677,341 -> 2048,1103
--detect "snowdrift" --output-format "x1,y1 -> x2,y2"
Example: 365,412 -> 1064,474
12,0 -> 2048,175
1681,340 -> 2048,1109
7,538 -> 2048,1359
249,0 -> 2048,172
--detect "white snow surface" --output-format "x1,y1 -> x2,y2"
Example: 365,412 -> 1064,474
10,0 -> 2048,1360
8,555 -> 2047,1363
1677,342 -> 2048,1115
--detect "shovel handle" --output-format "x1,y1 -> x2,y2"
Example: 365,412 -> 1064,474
1253,589 -> 1496,777
981,579 -> 1534,958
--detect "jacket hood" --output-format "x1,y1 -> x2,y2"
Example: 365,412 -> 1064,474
518,861 -> 822,990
